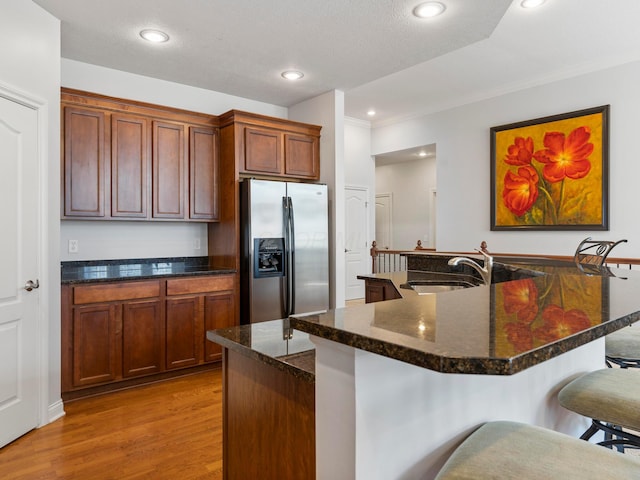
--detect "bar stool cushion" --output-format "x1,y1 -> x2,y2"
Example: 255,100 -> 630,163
606,325 -> 640,361
434,421 -> 640,480
558,368 -> 640,432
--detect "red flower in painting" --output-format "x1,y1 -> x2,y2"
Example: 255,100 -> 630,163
532,126 -> 594,183
533,305 -> 591,342
502,279 -> 539,324
505,322 -> 533,352
502,166 -> 539,216
505,136 -> 534,166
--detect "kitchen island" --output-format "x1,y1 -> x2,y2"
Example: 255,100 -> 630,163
288,254 -> 640,479
207,320 -> 316,480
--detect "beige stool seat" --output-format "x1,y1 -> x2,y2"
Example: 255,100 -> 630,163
606,325 -> 640,368
434,421 -> 640,479
558,368 -> 640,448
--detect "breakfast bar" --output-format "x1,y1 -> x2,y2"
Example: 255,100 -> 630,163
209,254 -> 640,479
288,255 -> 640,479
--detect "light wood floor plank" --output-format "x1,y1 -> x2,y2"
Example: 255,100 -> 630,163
1,369 -> 223,480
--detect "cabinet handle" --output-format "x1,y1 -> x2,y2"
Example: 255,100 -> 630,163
24,279 -> 40,292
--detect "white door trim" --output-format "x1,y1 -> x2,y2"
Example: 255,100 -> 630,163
429,188 -> 437,249
0,80 -> 55,427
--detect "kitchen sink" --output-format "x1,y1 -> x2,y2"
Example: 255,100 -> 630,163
401,279 -> 480,295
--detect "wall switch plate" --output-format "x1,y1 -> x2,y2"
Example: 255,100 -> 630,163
68,239 -> 79,254
194,239 -> 201,250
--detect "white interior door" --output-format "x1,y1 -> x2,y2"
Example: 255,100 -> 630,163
345,186 -> 368,300
375,193 -> 392,249
0,94 -> 40,447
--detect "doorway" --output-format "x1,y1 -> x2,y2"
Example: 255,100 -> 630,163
345,185 -> 369,300
0,91 -> 42,447
375,193 -> 392,250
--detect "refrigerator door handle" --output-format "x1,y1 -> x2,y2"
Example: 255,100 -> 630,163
288,196 -> 296,315
283,196 -> 291,317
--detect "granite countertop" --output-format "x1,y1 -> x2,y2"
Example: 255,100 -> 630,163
207,319 -> 315,383
61,256 -> 235,284
292,256 -> 640,375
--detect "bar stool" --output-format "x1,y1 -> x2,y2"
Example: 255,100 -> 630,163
606,324 -> 640,368
573,237 -> 627,275
434,421 -> 640,479
558,368 -> 640,450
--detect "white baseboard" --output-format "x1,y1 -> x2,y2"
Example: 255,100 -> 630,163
44,399 -> 66,425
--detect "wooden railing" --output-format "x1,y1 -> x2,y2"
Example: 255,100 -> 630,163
369,240 -> 640,274
370,240 -> 434,273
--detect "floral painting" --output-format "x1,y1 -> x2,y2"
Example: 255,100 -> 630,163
491,105 -> 609,230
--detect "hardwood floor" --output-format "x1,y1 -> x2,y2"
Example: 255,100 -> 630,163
1,368 -> 223,480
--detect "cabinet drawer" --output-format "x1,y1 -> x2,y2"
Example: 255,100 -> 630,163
166,275 -> 234,296
73,280 -> 161,305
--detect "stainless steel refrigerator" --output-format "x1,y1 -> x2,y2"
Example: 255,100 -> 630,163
240,178 -> 329,324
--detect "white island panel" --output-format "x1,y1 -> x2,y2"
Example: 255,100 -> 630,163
313,335 -> 604,480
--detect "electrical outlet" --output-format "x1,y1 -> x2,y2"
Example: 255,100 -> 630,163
194,239 -> 201,250
68,239 -> 79,254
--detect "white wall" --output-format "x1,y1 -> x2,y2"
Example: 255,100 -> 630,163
60,59 -> 288,261
344,117 -> 375,250
371,60 -> 640,258
290,90 -> 346,309
375,157 -> 436,250
61,221 -> 209,261
2,0 -> 61,423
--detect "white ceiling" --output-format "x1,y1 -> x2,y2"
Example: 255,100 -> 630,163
33,0 -> 640,125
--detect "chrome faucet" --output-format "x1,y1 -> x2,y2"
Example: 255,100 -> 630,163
448,250 -> 493,285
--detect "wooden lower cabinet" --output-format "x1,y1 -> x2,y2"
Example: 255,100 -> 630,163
204,293 -> 234,362
165,296 -> 201,370
364,280 -> 402,303
72,303 -> 120,387
62,274 -> 237,397
122,299 -> 164,377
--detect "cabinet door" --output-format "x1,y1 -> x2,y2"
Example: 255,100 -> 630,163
63,107 -> 107,217
204,292 -> 235,362
122,299 -> 163,378
165,296 -> 202,370
72,303 -> 120,387
189,126 -> 219,220
284,133 -> 319,179
153,121 -> 185,219
365,284 -> 385,304
111,114 -> 148,218
243,126 -> 282,174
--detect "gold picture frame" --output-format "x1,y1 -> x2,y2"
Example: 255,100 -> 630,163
490,105 -> 609,230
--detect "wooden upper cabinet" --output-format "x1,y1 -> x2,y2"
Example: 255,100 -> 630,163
111,114 -> 148,218
63,107 -> 107,217
153,121 -> 185,219
61,88 -> 219,222
220,110 -> 321,180
284,133 -> 319,178
189,126 -> 219,221
244,126 -> 282,175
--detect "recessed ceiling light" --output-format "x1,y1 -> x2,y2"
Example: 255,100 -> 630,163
367,109 -> 376,116
140,29 -> 169,43
419,151 -> 427,157
281,70 -> 304,81
413,2 -> 446,18
520,0 -> 546,8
